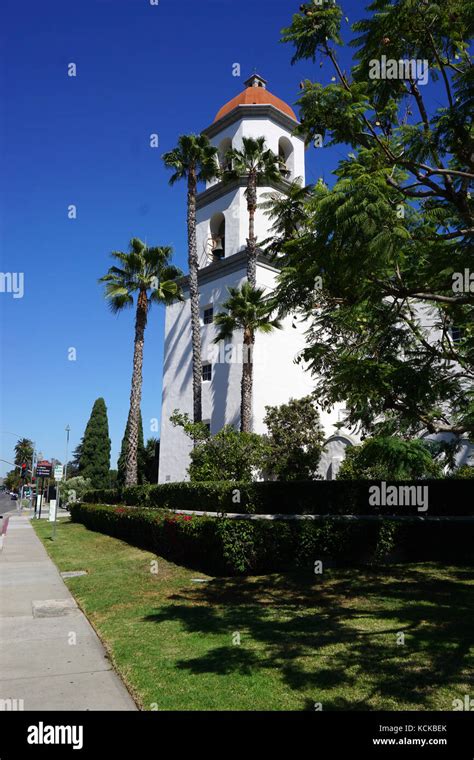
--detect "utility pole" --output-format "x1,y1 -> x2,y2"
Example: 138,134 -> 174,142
64,425 -> 71,481
30,445 -> 36,511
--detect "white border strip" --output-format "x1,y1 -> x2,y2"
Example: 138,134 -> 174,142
170,509 -> 474,523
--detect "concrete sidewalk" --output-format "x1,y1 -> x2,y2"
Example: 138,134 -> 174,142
0,515 -> 137,711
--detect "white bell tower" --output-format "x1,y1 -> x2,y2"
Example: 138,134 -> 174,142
195,73 -> 305,268
158,76 -> 353,483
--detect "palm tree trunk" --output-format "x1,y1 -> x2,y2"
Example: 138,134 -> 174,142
240,330 -> 254,432
125,289 -> 148,486
246,175 -> 257,287
187,170 -> 203,424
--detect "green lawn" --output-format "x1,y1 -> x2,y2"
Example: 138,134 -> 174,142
34,518 -> 474,711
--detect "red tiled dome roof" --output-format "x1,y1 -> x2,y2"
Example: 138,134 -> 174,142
214,78 -> 298,123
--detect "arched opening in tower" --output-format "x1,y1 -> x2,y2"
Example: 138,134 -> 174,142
278,136 -> 294,180
218,137 -> 233,174
210,212 -> 226,261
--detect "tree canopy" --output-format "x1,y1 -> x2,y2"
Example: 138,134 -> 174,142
273,1 -> 473,440
262,395 -> 325,480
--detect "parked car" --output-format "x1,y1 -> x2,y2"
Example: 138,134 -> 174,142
10,493 -> 18,501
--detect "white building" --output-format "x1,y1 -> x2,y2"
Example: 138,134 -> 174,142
158,74 -> 359,483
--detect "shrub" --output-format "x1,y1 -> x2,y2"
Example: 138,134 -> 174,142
82,488 -> 122,505
170,412 -> 269,482
69,503 -> 474,576
122,484 -> 151,506
171,397 -> 326,483
337,437 -> 442,480
81,478 -> 474,516
451,465 -> 474,479
61,476 -> 92,505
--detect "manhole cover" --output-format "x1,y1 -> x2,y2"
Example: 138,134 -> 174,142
32,599 -> 79,618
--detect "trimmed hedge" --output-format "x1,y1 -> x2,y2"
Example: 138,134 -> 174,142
82,479 -> 474,516
70,503 -> 474,575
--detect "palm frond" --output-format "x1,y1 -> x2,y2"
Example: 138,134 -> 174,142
100,240 -> 181,311
163,134 -> 219,186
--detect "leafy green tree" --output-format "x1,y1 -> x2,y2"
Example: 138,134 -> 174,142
274,1 -> 473,439
223,136 -> 283,286
171,412 -> 269,482
117,411 -> 147,486
169,410 -> 210,444
260,178 -> 310,258
61,476 -> 92,505
80,398 -> 111,488
163,135 -> 219,424
213,283 -> 282,432
337,436 -> 442,480
5,469 -> 21,492
262,395 -> 325,480
99,239 -> 182,484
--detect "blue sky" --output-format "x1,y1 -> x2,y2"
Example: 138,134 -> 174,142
0,0 -> 416,473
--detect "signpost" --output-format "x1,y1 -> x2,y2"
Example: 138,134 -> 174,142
35,461 -> 52,519
51,464 -> 64,540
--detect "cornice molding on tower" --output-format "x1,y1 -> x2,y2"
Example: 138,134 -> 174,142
178,250 -> 279,290
202,104 -> 300,139
196,175 -> 291,211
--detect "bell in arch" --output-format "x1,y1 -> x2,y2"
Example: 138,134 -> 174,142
212,236 -> 224,260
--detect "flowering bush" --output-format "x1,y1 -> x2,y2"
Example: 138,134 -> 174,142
69,503 -> 474,575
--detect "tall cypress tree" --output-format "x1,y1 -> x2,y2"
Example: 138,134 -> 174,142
118,411 -> 146,486
80,398 -> 111,488
144,438 -> 160,484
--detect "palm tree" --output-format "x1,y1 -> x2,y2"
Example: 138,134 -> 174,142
213,283 -> 282,432
14,438 -> 34,468
99,239 -> 182,486
223,136 -> 283,287
162,134 -> 219,424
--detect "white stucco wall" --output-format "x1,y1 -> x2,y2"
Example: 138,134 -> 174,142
159,263 -> 247,483
158,256 -> 357,483
197,185 -> 291,267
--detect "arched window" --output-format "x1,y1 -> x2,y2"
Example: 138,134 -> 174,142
278,136 -> 294,180
218,138 -> 232,173
209,212 -> 225,261
322,434 -> 355,480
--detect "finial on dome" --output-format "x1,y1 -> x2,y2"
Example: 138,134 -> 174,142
244,73 -> 267,90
